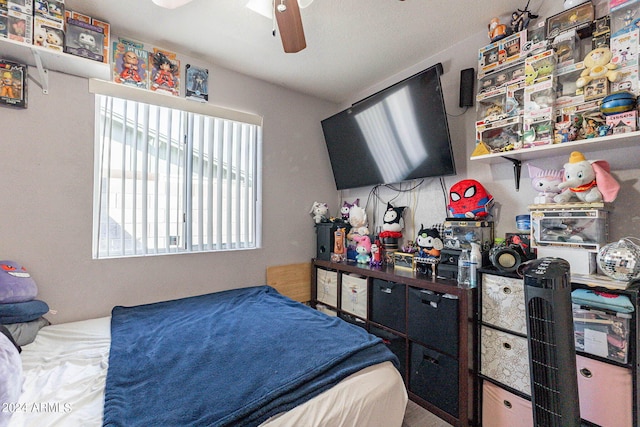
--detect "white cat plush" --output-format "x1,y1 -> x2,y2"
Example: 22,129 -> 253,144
528,164 -> 563,204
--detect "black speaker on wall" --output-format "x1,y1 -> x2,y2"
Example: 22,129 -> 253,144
459,68 -> 475,108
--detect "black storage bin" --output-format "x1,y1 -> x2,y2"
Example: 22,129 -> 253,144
407,287 -> 458,356
339,312 -> 367,330
409,342 -> 459,417
370,279 -> 406,333
370,325 -> 407,380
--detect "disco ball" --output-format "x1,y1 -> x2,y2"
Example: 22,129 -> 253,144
597,239 -> 640,282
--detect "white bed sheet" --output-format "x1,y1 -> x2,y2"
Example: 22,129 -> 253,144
9,317 -> 407,427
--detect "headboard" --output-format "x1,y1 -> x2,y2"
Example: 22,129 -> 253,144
266,262 -> 311,303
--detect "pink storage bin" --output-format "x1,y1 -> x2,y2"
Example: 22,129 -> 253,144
482,380 -> 533,427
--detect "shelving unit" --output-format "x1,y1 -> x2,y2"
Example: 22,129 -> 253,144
0,37 -> 110,94
311,259 -> 476,427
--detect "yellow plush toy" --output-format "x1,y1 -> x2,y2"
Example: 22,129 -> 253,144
576,47 -> 620,88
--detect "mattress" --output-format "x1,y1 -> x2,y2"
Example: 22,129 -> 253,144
9,317 -> 407,427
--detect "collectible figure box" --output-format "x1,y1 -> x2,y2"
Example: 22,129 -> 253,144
555,62 -> 586,109
33,15 -> 64,51
523,107 -> 554,147
612,65 -> 640,94
478,30 -> 527,78
0,10 -> 7,39
112,38 -> 149,89
610,0 -> 639,12
552,29 -> 581,67
8,0 -> 32,15
611,30 -> 639,69
546,1 -> 594,39
475,115 -> 522,153
92,18 -> 110,64
443,219 -> 494,251
573,304 -> 631,363
606,110 -> 638,133
524,49 -> 556,86
34,0 -> 63,22
0,60 -> 27,108
7,9 -> 31,44
530,207 -> 608,252
64,18 -> 104,62
393,252 -> 415,270
185,64 -> 208,102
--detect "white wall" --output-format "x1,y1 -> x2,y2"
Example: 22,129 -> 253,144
0,60 -> 339,323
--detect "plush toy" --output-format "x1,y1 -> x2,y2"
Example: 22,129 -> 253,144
448,179 -> 494,219
554,151 -> 620,203
353,235 -> 372,264
0,261 -> 38,304
346,204 -> 369,239
416,226 -> 444,260
340,199 -> 359,222
576,47 -> 621,88
309,201 -> 329,224
528,164 -> 564,204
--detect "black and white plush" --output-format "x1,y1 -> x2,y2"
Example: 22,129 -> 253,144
382,202 -> 406,233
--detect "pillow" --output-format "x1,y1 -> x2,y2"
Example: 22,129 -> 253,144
0,333 -> 22,427
3,317 -> 50,347
0,260 -> 38,304
0,325 -> 20,353
0,300 -> 49,324
571,288 -> 635,313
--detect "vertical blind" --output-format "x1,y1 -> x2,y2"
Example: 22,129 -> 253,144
93,94 -> 261,259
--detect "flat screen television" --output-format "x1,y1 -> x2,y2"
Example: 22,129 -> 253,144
321,63 -> 456,190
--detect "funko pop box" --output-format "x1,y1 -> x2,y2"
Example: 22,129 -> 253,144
64,17 -> 104,62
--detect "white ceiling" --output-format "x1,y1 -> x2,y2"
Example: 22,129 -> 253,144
65,0 -> 544,103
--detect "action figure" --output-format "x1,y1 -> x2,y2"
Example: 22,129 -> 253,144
1,71 -> 15,99
152,51 -> 177,90
120,50 -> 142,84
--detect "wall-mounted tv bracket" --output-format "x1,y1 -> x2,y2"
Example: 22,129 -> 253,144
503,157 -> 522,191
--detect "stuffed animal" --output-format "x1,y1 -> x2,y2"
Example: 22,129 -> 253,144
340,199 -> 359,222
576,47 -> 621,88
528,164 -> 564,204
353,235 -> 372,264
0,261 -> 38,304
448,179 -> 494,219
416,226 -> 444,260
309,201 -> 329,224
346,204 -> 369,239
380,202 -> 406,236
554,151 -> 620,203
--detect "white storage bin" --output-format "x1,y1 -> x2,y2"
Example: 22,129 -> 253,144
341,273 -> 368,318
316,268 -> 338,307
480,326 -> 531,395
481,274 -> 527,335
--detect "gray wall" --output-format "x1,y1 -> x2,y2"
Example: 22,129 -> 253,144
0,63 -> 339,323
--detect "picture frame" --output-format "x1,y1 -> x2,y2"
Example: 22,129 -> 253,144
546,2 -> 594,39
185,64 -> 209,102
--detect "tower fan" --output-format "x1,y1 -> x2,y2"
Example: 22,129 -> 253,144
522,257 -> 580,427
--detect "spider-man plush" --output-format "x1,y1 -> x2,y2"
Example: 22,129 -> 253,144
448,179 -> 494,219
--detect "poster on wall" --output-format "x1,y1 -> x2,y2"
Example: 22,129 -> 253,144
150,48 -> 180,96
185,64 -> 208,102
0,60 -> 27,109
112,38 -> 149,89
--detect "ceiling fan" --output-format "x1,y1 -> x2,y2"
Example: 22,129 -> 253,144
152,0 -> 311,53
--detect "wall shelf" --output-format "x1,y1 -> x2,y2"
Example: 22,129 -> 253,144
470,131 -> 640,189
470,131 -> 640,165
0,37 -> 110,94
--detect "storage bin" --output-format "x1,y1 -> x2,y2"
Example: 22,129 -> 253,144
316,268 -> 338,307
530,207 -> 608,251
370,325 -> 406,380
482,380 -> 533,427
370,279 -> 406,333
480,326 -> 531,395
407,287 -> 458,355
339,312 -> 367,329
481,273 -> 527,335
315,304 -> 337,317
577,354 -> 633,427
409,342 -> 459,417
573,304 -> 631,364
340,274 -> 368,318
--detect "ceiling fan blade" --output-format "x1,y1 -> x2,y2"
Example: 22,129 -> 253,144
275,0 -> 307,53
152,0 -> 194,9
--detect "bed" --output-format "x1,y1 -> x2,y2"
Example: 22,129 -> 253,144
2,273 -> 407,427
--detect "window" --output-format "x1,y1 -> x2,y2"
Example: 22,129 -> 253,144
93,92 -> 262,259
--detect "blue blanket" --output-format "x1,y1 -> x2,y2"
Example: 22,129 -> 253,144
103,286 -> 398,427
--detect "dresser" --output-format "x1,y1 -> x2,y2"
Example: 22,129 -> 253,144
478,268 -> 639,427
311,258 -> 476,427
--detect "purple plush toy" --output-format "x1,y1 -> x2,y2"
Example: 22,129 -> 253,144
0,261 -> 38,303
